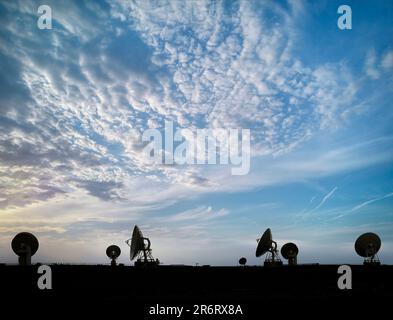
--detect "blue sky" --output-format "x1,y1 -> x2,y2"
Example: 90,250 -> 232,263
0,0 -> 392,265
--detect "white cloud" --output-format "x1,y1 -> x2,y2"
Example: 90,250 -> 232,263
0,0 -> 388,219
381,50 -> 393,70
351,191 -> 393,212
364,48 -> 393,81
168,206 -> 229,222
365,48 -> 380,80
110,0 -> 359,155
314,187 -> 337,210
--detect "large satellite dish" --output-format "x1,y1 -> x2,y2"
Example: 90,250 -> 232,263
281,242 -> 299,265
355,232 -> 381,265
256,228 -> 272,257
255,228 -> 282,267
11,232 -> 39,266
126,225 -> 159,266
106,245 -> 121,266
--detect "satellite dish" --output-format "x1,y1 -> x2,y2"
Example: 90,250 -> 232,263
256,228 -> 272,257
239,257 -> 247,266
355,232 -> 381,265
255,228 -> 282,267
11,232 -> 39,266
106,245 -> 121,266
281,242 -> 299,265
130,225 -> 145,261
126,225 -> 159,266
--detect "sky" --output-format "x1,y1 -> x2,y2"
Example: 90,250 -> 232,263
0,0 -> 392,266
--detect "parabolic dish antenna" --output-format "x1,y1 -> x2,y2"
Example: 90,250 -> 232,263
255,228 -> 282,267
239,257 -> 247,266
355,232 -> 381,265
130,225 -> 145,260
281,242 -> 299,265
126,225 -> 159,266
256,228 -> 272,257
11,232 -> 39,266
106,245 -> 121,266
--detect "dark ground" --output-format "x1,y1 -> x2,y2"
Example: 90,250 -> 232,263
1,264 -> 392,318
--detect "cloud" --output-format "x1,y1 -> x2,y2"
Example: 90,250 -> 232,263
110,0 -> 361,153
0,0 -> 390,217
365,49 -> 380,80
351,191 -> 393,212
381,50 -> 393,70
314,187 -> 337,210
364,48 -> 393,81
205,136 -> 393,195
168,206 -> 229,222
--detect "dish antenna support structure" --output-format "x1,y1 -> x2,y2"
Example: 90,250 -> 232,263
355,232 -> 381,265
281,242 -> 299,265
11,232 -> 39,266
126,225 -> 159,267
256,228 -> 282,267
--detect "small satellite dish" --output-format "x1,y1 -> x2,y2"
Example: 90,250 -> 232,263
281,242 -> 299,265
239,257 -> 247,266
255,228 -> 282,267
106,245 -> 121,266
355,232 -> 381,265
126,225 -> 159,266
11,232 -> 39,266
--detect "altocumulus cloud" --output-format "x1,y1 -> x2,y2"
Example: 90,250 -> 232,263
0,0 -> 364,209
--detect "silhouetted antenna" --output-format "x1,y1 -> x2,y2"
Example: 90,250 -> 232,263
106,245 -> 121,266
238,257 -> 247,266
256,228 -> 282,267
11,232 -> 39,266
281,242 -> 299,265
355,232 -> 381,265
126,225 -> 159,266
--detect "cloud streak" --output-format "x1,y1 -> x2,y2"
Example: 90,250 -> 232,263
314,187 -> 338,210
168,206 -> 229,222
351,192 -> 393,212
